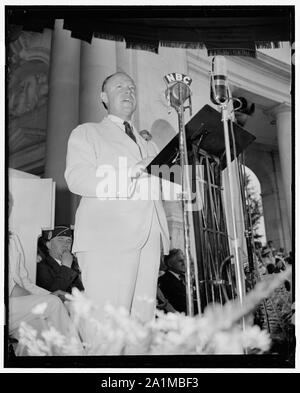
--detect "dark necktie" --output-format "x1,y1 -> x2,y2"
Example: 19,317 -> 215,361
123,121 -> 137,144
179,274 -> 186,285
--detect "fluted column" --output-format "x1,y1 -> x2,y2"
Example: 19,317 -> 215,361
79,38 -> 117,123
269,103 -> 292,231
67,38 -> 118,222
45,19 -> 81,224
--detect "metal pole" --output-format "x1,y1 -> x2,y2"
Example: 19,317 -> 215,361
177,91 -> 194,316
221,103 -> 246,308
163,74 -> 196,316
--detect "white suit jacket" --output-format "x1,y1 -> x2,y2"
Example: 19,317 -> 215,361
9,232 -> 50,296
65,117 -> 170,254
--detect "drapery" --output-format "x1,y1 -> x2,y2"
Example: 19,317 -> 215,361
7,5 -> 293,57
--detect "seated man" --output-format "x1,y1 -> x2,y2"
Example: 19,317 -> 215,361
36,226 -> 84,296
261,247 -> 275,267
156,285 -> 176,313
8,230 -> 82,356
259,261 -> 293,356
158,249 -> 198,315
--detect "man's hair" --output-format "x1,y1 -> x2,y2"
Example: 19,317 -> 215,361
266,263 -> 275,274
37,236 -> 50,258
254,241 -> 262,249
101,74 -> 115,92
101,72 -> 131,110
261,247 -> 272,257
164,249 -> 182,268
101,74 -> 113,110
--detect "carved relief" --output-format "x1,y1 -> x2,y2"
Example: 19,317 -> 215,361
9,30 -> 51,69
8,28 -> 52,173
9,69 -> 48,118
8,29 -> 51,118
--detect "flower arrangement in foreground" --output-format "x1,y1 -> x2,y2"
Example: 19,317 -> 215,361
18,268 -> 292,356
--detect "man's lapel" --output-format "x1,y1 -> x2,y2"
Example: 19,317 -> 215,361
46,255 -> 62,273
135,133 -> 148,159
104,118 -> 142,160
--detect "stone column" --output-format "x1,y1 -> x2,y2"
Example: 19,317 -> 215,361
68,38 -> 118,223
269,103 -> 292,231
79,38 -> 117,123
44,19 -> 81,224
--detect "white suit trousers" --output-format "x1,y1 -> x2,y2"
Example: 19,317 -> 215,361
77,211 -> 161,325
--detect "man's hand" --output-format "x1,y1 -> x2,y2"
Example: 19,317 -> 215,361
61,250 -> 73,268
130,156 -> 154,179
51,289 -> 68,302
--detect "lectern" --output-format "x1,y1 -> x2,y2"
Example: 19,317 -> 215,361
147,105 -> 256,311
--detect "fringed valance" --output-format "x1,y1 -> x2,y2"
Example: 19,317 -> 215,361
7,6 -> 293,57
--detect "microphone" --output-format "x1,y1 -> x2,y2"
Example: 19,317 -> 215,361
164,73 -> 192,113
168,82 -> 190,106
210,56 -> 229,105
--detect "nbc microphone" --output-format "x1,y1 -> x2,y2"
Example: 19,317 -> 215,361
164,73 -> 192,112
210,56 -> 229,105
168,82 -> 190,105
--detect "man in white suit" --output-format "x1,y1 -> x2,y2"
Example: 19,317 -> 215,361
65,72 -> 170,324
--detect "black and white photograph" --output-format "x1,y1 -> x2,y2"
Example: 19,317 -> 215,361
1,2 -> 297,375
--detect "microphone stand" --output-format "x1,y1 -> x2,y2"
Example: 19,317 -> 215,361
220,102 -> 246,308
165,80 -> 195,316
177,89 -> 194,316
210,69 -> 246,323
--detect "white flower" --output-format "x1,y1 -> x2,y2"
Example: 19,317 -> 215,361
19,271 -> 287,357
67,288 -> 95,321
62,336 -> 85,356
18,322 -> 51,356
31,302 -> 48,315
19,321 -> 37,339
42,326 -> 65,348
242,325 -> 271,353
211,330 -> 244,354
